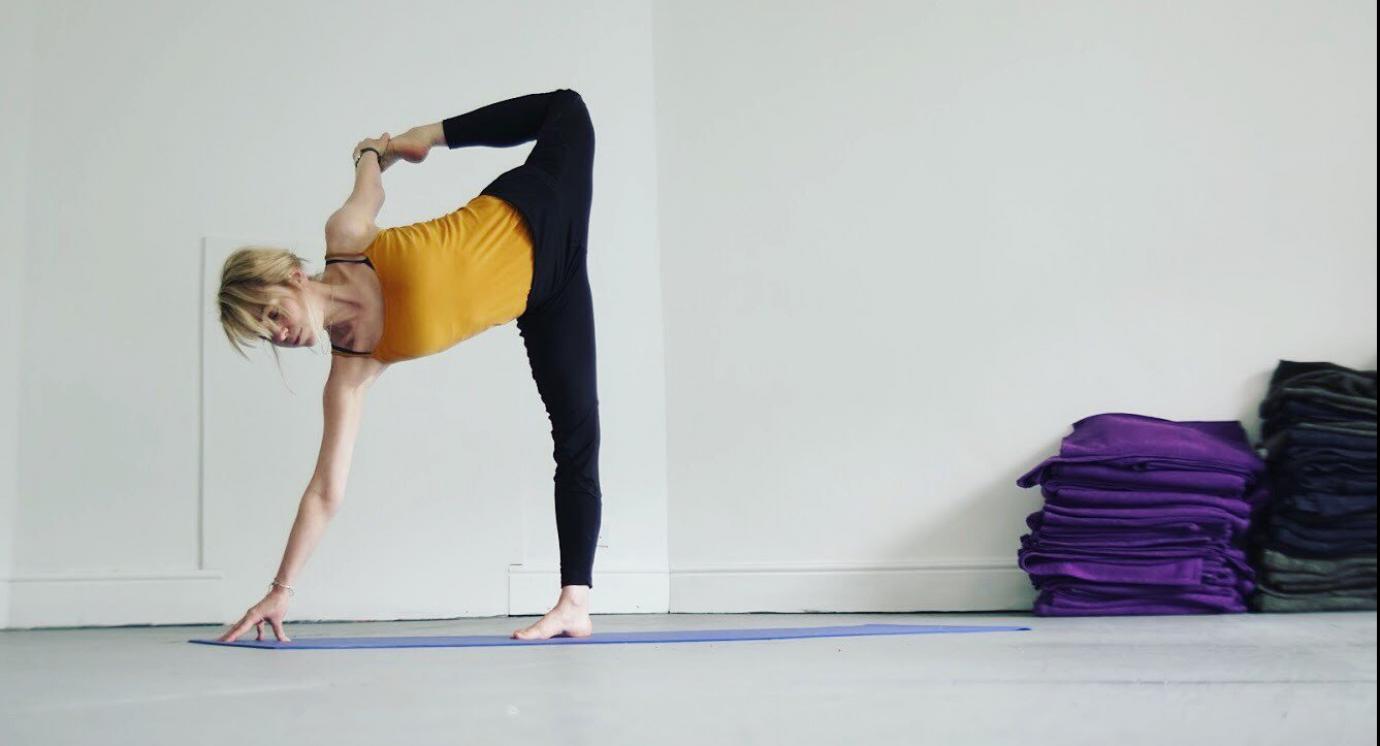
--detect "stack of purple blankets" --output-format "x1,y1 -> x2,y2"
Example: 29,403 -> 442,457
1016,413 -> 1269,616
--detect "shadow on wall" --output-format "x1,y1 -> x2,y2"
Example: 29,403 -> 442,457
866,357 -> 1380,610
1236,364 -> 1275,446
891,362 -> 1296,567
885,437 -> 1062,565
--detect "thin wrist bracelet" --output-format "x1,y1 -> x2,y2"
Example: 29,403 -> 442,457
354,147 -> 382,168
270,580 -> 295,595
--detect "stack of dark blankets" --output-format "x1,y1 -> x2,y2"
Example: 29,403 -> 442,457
1252,360 -> 1378,612
1016,413 -> 1269,616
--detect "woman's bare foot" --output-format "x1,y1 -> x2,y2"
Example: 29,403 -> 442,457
382,126 -> 433,170
511,585 -> 593,641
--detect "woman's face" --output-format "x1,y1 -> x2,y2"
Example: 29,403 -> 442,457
261,282 -> 317,349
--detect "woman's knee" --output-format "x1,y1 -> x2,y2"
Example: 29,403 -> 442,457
555,89 -> 594,148
551,403 -> 599,459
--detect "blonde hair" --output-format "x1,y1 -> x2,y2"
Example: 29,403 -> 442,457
217,246 -> 326,366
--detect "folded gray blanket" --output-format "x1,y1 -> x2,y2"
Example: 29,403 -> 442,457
1260,549 -> 1377,576
1251,583 -> 1377,612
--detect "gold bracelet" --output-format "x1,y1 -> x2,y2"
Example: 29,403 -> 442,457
270,580 -> 295,596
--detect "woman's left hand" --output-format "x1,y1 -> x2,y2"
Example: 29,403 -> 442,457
353,132 -> 392,171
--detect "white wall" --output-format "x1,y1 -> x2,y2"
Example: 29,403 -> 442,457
5,0 -> 668,627
0,0 -> 38,626
654,0 -> 1377,611
4,0 -> 1376,628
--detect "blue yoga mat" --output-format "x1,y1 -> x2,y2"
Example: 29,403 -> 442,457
189,623 -> 1029,650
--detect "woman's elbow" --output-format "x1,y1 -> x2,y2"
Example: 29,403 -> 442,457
317,491 -> 345,516
327,498 -> 345,517
324,212 -> 377,254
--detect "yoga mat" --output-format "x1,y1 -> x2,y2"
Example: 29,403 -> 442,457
189,623 -> 1029,650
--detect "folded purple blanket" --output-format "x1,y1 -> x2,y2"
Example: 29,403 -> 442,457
1018,413 -> 1265,488
1035,502 -> 1251,538
1016,413 -> 1266,617
1026,524 -> 1232,550
1018,547 -> 1252,589
1041,486 -> 1254,517
1040,463 -> 1252,497
1035,587 -> 1247,615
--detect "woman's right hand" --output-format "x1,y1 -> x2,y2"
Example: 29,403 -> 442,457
353,132 -> 392,171
217,588 -> 292,643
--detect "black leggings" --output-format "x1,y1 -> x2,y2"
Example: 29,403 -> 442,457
441,90 -> 600,589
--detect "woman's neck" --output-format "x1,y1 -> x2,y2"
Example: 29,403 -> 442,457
312,269 -> 366,329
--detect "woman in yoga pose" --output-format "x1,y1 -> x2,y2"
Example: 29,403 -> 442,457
215,89 -> 600,643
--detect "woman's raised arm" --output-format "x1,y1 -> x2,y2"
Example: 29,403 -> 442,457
325,136 -> 389,252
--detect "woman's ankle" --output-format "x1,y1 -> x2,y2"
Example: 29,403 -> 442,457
424,122 -> 446,148
558,585 -> 591,608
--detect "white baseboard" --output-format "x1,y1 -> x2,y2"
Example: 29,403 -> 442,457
670,559 -> 1035,613
4,560 -> 1034,628
508,559 -> 1034,615
4,570 -> 224,628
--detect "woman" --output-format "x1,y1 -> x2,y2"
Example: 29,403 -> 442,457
215,89 -> 601,643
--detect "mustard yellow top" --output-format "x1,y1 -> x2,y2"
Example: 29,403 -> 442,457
331,194 -> 534,363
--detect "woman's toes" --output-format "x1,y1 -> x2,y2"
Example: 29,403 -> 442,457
508,604 -> 594,641
512,618 -> 550,640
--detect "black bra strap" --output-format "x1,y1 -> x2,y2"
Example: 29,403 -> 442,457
325,257 -> 377,355
325,256 -> 375,268
332,344 -> 374,356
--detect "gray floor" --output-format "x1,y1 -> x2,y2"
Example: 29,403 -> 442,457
1,612 -> 1376,745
